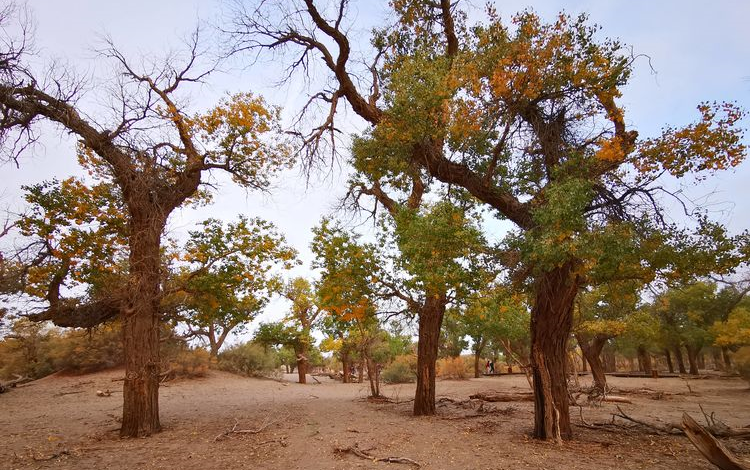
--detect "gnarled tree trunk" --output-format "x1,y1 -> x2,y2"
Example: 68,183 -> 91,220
637,345 -> 652,375
577,334 -> 608,393
686,344 -> 701,375
664,349 -> 675,373
413,293 -> 446,416
120,212 -> 166,438
673,345 -> 687,374
530,262 -> 579,441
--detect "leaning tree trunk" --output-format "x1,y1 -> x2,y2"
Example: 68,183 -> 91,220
120,213 -> 165,437
637,345 -> 653,376
530,262 -> 579,441
686,345 -> 701,375
664,349 -> 675,373
673,346 -> 687,374
413,293 -> 447,416
578,335 -> 607,393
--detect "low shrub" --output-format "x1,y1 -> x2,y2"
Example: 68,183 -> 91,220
437,356 -> 471,380
218,342 -> 279,377
381,354 -> 416,384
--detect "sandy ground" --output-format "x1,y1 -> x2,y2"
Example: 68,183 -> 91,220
1,369 -> 749,470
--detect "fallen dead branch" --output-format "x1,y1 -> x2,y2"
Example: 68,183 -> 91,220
214,414 -> 288,442
607,406 -> 750,440
683,413 -> 749,470
335,444 -> 420,467
0,375 -> 31,393
32,449 -> 70,461
469,391 -> 534,402
53,390 -> 85,397
612,405 -> 683,435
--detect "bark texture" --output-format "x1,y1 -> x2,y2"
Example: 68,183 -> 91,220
530,262 -> 579,440
120,212 -> 166,437
413,294 -> 446,416
578,335 -> 608,393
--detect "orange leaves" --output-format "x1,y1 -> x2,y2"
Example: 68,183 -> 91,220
635,102 -> 747,179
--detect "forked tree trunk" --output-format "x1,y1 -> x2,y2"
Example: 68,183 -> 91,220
413,294 -> 446,416
686,345 -> 701,375
120,214 -> 165,438
366,357 -> 380,397
673,346 -> 687,374
664,349 -> 674,373
637,345 -> 653,375
530,262 -> 579,441
578,335 -> 607,393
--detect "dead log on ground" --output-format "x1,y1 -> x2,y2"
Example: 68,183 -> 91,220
683,413 -> 749,470
335,444 -> 421,467
0,375 -> 31,393
469,391 -> 534,402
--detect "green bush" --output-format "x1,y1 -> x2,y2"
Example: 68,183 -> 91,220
218,342 -> 279,377
381,354 -> 416,384
735,346 -> 750,385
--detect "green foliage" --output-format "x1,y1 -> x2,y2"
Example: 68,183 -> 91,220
168,216 -> 298,353
381,354 -> 417,384
711,307 -> 750,347
15,178 -> 127,301
391,202 -> 487,298
218,342 -> 279,377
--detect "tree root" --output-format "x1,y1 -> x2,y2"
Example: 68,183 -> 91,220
335,444 -> 421,467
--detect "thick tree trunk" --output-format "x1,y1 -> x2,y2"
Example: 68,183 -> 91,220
120,216 -> 164,438
637,345 -> 652,375
664,349 -> 674,373
722,347 -> 732,370
474,350 -> 481,378
697,352 -> 706,370
580,350 -> 588,372
413,294 -> 446,416
342,350 -> 351,384
711,348 -> 724,371
686,345 -> 701,375
578,335 -> 607,393
602,348 -> 616,373
296,348 -> 308,384
473,336 -> 486,379
530,262 -> 579,441
673,346 -> 687,374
